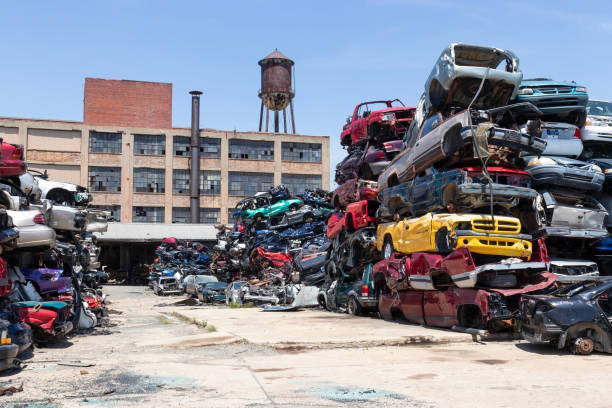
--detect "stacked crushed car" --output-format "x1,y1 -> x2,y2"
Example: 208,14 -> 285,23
0,150 -> 110,372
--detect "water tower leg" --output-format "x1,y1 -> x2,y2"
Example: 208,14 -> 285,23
283,109 -> 287,133
274,111 -> 279,133
289,100 -> 296,134
265,107 -> 269,132
258,101 -> 264,132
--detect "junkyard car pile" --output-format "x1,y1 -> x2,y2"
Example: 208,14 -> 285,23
153,185 -> 333,307
323,43 -> 610,354
0,155 -> 110,372
164,42 -> 610,355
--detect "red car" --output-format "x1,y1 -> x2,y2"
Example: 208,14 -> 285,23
332,179 -> 378,209
341,100 -> 415,147
326,200 -> 379,239
0,142 -> 26,177
372,238 -> 556,331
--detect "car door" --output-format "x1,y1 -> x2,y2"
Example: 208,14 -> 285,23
404,213 -> 434,253
410,168 -> 436,215
184,275 -> 194,294
423,289 -> 458,328
336,274 -> 354,309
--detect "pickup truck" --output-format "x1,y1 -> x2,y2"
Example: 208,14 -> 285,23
341,100 -> 415,147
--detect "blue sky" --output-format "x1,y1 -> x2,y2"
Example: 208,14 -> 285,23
1,1 -> 611,186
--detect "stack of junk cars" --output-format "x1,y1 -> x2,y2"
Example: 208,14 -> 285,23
0,146 -> 110,373
151,43 -> 610,355
150,185 -> 333,308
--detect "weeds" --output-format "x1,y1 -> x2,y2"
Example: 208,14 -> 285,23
158,316 -> 171,325
170,312 -> 208,328
228,302 -> 254,309
207,325 -> 217,332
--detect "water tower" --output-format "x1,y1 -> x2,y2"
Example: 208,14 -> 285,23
258,49 -> 295,134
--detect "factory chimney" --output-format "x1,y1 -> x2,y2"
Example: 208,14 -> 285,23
189,90 -> 202,223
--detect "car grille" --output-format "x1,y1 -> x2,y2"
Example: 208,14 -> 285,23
534,86 -> 574,94
471,219 -> 521,234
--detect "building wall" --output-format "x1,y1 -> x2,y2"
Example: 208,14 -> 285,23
83,78 -> 172,129
0,117 -> 330,224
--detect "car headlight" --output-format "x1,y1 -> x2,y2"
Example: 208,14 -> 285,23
381,113 -> 395,122
605,168 -> 612,174
591,165 -> 602,173
575,87 -> 587,93
527,157 -> 557,166
585,119 -> 606,127
517,88 -> 534,95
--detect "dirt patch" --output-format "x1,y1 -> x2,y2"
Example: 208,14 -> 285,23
406,373 -> 438,380
475,359 -> 508,365
168,335 -> 237,348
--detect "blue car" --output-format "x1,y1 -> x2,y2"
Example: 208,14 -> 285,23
513,78 -> 588,126
197,282 -> 228,303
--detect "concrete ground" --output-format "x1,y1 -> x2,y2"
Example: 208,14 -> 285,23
1,285 -> 611,408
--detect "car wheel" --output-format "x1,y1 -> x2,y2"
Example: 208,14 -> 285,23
382,236 -> 395,259
348,296 -> 362,316
434,227 -> 454,254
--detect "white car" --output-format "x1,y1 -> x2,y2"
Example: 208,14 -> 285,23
522,121 -> 583,157
582,100 -> 612,143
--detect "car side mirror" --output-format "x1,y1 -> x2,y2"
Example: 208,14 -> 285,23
346,116 -> 352,125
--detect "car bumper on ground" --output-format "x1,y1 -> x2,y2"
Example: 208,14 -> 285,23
0,344 -> 19,372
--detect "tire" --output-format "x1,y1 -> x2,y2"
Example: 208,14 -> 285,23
348,296 -> 362,316
434,228 -> 454,254
382,236 -> 395,259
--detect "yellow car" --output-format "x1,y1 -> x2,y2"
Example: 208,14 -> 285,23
376,213 -> 532,259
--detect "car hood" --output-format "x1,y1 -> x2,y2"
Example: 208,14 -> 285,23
546,156 -> 595,167
520,79 -> 584,88
590,158 -> 612,169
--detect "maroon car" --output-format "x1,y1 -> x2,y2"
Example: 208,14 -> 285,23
326,200 -> 379,240
341,100 -> 415,147
332,179 -> 378,210
335,140 -> 403,184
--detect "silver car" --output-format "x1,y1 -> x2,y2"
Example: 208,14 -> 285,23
182,274 -> 218,297
423,43 -> 522,115
8,209 -> 56,250
582,100 -> 612,143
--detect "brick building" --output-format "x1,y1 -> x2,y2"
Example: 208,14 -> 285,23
0,78 -> 330,225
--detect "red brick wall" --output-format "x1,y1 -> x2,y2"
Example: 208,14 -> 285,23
83,78 -> 172,129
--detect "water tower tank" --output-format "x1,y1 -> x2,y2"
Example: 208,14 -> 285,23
258,49 -> 296,133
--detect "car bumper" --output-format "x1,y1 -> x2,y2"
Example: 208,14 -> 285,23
15,224 -> 56,249
457,183 -> 539,206
529,165 -> 604,192
455,232 -> 532,258
544,226 -> 609,239
582,125 -> 612,143
357,296 -> 378,310
161,290 -> 182,296
0,344 -> 19,372
516,94 -> 588,116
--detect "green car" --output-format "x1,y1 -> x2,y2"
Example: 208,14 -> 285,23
243,198 -> 302,222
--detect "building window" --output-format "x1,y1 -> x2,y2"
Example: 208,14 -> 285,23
228,140 -> 273,160
172,169 -> 190,194
89,131 -> 122,153
133,206 -> 164,223
172,207 -> 220,224
281,174 -> 322,194
173,170 -> 220,195
282,142 -> 322,162
134,134 -> 165,155
88,166 -> 121,192
91,205 -> 121,222
228,172 -> 273,196
173,136 -> 221,158
133,168 -> 165,193
200,171 -> 221,195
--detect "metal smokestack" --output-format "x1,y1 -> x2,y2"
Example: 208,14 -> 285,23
189,90 -> 202,223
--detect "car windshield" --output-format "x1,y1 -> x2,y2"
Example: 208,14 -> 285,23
587,101 -> 612,117
196,276 -> 217,284
580,144 -> 612,159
